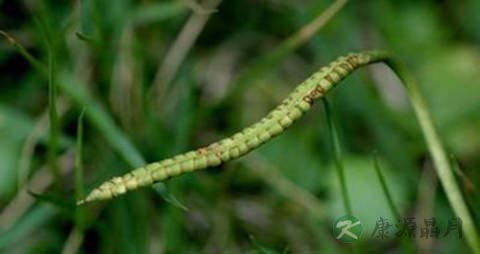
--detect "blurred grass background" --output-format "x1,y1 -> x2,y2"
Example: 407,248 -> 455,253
1,0 -> 479,253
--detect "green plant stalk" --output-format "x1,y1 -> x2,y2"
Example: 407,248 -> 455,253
323,98 -> 352,216
372,152 -> 401,220
371,152 -> 415,254
74,110 -> 86,228
0,204 -> 56,249
75,110 -> 85,201
80,49 -> 479,252
48,52 -> 60,184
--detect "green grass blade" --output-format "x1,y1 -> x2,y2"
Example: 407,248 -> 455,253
229,0 -> 347,97
36,11 -> 62,186
150,0 -> 222,108
1,31 -> 183,208
28,190 -> 75,210
56,73 -> 146,167
0,204 -> 56,249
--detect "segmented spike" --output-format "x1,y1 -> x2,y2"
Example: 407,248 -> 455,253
78,50 -> 391,205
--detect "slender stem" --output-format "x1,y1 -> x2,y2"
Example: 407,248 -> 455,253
48,52 -> 60,185
372,151 -> 401,220
75,110 -> 86,204
0,31 -> 46,74
323,98 -> 352,216
71,110 -> 86,253
375,52 -> 480,253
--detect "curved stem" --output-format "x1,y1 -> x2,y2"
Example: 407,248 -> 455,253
368,51 -> 479,253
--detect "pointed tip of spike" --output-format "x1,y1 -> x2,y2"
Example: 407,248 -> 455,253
76,193 -> 94,206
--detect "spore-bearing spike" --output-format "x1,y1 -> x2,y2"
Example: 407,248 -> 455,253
78,50 -> 388,205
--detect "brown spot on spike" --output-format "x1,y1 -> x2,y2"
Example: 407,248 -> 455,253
324,74 -> 334,84
347,55 -> 358,67
316,85 -> 325,94
303,95 -> 313,104
198,147 -> 208,155
307,85 -> 325,100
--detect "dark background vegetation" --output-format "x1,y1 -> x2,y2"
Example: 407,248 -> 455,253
0,0 -> 479,253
